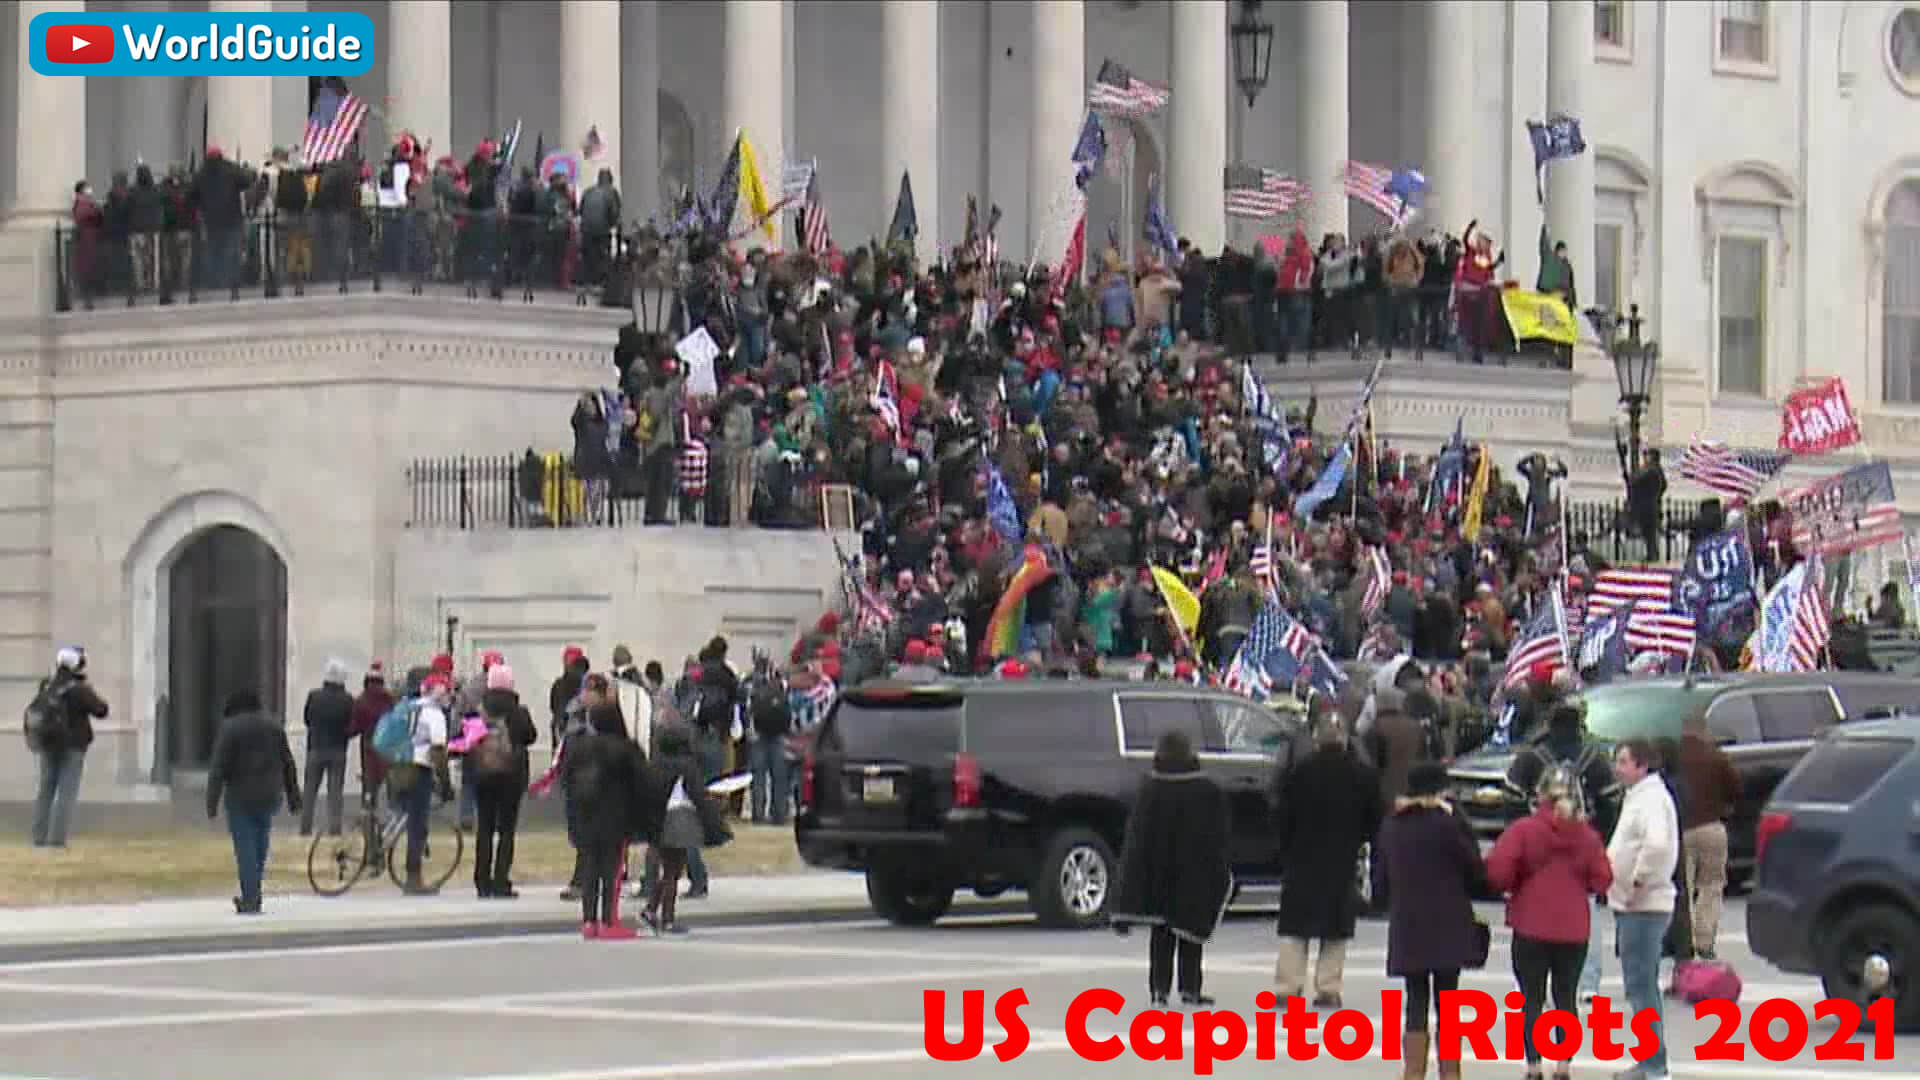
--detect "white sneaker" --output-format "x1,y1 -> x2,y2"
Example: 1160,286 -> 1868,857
626,880 -> 646,899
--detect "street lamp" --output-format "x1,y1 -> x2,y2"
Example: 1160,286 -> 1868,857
631,253 -> 678,339
1230,1 -> 1275,109
1593,303 -> 1659,481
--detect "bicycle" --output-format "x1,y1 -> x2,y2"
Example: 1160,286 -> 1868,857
307,773 -> 465,896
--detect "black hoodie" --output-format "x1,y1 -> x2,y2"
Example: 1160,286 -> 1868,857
480,687 -> 539,782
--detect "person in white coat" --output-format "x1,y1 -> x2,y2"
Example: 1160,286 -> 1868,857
1605,738 -> 1679,1080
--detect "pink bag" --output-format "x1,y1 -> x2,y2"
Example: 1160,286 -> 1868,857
1672,959 -> 1742,1004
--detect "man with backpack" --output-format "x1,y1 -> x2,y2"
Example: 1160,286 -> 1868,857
24,647 -> 111,849
744,653 -> 792,825
371,672 -> 456,895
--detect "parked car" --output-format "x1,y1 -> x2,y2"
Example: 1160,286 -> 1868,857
1747,714 -> 1920,1031
1446,672 -> 1920,888
794,680 -> 1305,928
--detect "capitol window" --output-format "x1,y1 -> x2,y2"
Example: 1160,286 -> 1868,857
1716,235 -> 1769,397
1716,0 -> 1771,69
1887,8 -> 1920,96
1593,223 -> 1624,315
1594,0 -> 1629,58
1882,181 -> 1920,404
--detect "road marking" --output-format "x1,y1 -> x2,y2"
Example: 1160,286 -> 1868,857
0,1002 -> 378,1037
479,961 -> 1116,1007
0,979 -> 323,1007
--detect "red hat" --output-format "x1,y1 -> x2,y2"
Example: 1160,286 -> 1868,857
997,658 -> 1031,679
817,611 -> 841,633
1173,660 -> 1196,679
365,661 -> 386,682
205,145 -> 224,160
562,646 -> 585,665
421,673 -> 452,695
821,658 -> 843,681
927,623 -> 945,638
480,649 -> 504,669
430,653 -> 455,675
903,641 -> 931,663
1392,570 -> 1408,585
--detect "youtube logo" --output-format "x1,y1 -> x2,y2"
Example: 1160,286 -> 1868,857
44,24 -> 115,64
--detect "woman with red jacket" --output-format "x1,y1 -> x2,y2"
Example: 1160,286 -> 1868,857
1452,221 -> 1504,363
1486,765 -> 1613,1080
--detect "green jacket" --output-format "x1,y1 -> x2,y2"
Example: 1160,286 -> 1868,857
1536,225 -> 1575,305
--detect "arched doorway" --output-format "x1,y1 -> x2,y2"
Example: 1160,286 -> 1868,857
1083,118 -> 1163,266
159,526 -> 287,779
659,90 -> 696,213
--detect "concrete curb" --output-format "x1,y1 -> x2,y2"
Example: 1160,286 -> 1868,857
0,899 -> 1032,967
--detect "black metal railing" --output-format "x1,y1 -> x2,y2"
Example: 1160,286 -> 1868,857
54,208 -> 639,313
406,453 -> 830,531
1563,497 -> 1707,566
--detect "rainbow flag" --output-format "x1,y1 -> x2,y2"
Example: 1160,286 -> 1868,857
984,545 -> 1055,660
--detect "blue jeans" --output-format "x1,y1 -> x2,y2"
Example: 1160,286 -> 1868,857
748,737 -> 790,824
1278,293 -> 1311,358
31,749 -> 85,847
1581,903 -> 1609,996
226,801 -> 277,905
1615,909 -> 1673,1075
402,769 -> 435,877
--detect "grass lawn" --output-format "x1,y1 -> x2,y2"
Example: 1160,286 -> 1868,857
0,817 -> 806,907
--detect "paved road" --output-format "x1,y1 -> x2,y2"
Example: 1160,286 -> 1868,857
0,893 -> 1909,1080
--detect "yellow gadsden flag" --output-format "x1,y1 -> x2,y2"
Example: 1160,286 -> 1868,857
736,132 -> 777,243
1500,288 -> 1579,347
1150,566 -> 1201,636
1461,446 -> 1492,540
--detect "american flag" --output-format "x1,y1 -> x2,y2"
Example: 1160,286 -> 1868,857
1585,567 -> 1697,656
1088,59 -> 1170,117
1221,646 -> 1273,699
800,169 -> 831,255
1226,170 -> 1311,220
1787,555 -> 1832,670
1503,589 -> 1570,689
1249,543 -> 1273,584
1344,161 -> 1414,228
1787,461 -> 1903,556
1360,545 -> 1391,618
1224,600 -> 1312,700
302,88 -> 368,166
1678,438 -> 1791,502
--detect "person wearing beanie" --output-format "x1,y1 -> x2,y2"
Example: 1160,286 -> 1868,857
348,664 -> 395,800
1379,761 -> 1490,1080
471,663 -> 538,899
205,690 -> 300,915
452,650 -> 504,831
299,659 -> 356,837
1110,731 -> 1231,1008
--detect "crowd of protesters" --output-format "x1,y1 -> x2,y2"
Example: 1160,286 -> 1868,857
65,130 -> 626,306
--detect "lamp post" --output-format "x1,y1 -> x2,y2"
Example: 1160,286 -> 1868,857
632,255 -> 679,341
1590,302 -> 1659,487
1230,1 -> 1275,108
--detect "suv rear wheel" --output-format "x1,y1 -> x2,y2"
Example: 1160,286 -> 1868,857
1031,827 -> 1114,929
865,865 -> 955,926
1819,903 -> 1920,1032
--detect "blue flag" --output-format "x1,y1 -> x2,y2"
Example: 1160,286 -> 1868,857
1072,111 -> 1107,191
1144,176 -> 1178,259
1428,416 -> 1466,511
1295,444 -> 1350,520
1385,168 -> 1427,217
1576,601 -> 1634,684
1673,528 -> 1755,639
1526,115 -> 1587,204
983,461 -> 1024,549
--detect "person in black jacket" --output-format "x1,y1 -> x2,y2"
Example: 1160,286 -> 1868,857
562,703 -> 648,939
1110,730 -> 1232,1007
473,665 -> 539,899
641,726 -> 729,935
206,691 -> 300,916
299,660 -> 356,836
28,647 -> 111,849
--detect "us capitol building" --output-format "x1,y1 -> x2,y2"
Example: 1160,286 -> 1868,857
0,0 -> 1914,799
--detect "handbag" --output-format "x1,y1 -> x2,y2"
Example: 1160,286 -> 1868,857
1467,917 -> 1492,970
667,777 -> 692,810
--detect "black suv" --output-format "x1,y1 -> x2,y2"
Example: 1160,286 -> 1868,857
794,680 -> 1304,928
1748,715 -> 1920,1031
1446,672 -> 1920,887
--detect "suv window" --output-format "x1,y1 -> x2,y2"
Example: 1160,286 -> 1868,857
1207,700 -> 1293,756
1830,681 -> 1920,719
1774,737 -> 1914,804
1754,689 -> 1839,742
1704,693 -> 1761,744
829,700 -> 961,761
966,692 -> 1103,753
1119,697 -> 1205,754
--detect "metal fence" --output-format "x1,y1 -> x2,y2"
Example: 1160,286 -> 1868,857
55,208 -> 637,312
411,453 -> 1702,562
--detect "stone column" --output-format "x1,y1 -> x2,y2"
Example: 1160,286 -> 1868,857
1547,0 -> 1594,304
16,1 -> 88,217
1169,0 -> 1226,255
723,0 -> 786,219
205,0 -> 275,164
622,0 -> 661,221
561,0 -> 621,183
1028,0 -> 1085,262
882,0 -> 939,259
1299,0 -> 1348,239
385,0 -> 452,154
1425,1 -> 1475,232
